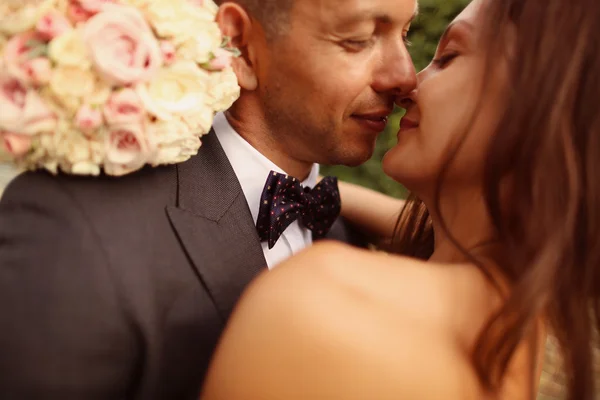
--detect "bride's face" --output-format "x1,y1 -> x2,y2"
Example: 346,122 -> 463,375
383,0 -> 509,195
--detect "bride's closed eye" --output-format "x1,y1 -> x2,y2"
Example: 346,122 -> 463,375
432,52 -> 459,68
431,20 -> 472,69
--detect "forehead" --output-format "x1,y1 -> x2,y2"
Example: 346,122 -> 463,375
452,0 -> 484,26
292,0 -> 418,27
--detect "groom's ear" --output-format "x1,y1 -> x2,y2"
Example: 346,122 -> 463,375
217,3 -> 260,91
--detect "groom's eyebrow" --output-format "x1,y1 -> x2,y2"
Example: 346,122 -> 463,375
339,7 -> 419,27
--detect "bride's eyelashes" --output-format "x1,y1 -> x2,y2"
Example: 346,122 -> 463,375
432,52 -> 459,68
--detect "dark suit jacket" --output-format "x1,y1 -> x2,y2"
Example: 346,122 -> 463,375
0,132 -> 365,400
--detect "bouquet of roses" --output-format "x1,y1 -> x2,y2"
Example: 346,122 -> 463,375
0,0 -> 240,176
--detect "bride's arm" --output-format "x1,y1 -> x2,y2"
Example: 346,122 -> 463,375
200,243 -> 481,400
336,179 -> 406,243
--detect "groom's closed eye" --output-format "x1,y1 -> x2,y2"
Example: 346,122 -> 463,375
342,38 -> 375,51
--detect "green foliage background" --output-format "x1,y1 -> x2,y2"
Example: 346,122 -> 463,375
321,0 -> 470,199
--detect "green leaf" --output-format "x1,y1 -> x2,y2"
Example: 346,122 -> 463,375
27,45 -> 48,60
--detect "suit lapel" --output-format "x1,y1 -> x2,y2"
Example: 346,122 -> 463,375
166,131 -> 266,321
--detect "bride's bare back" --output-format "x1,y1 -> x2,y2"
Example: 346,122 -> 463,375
201,242 -> 542,399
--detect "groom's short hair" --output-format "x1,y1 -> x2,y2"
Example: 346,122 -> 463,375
215,0 -> 294,37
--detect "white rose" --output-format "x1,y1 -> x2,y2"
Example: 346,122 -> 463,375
48,29 -> 91,68
207,66 -> 240,111
147,118 -> 201,164
136,61 -> 209,121
175,23 -> 222,63
143,0 -> 216,40
49,66 -> 110,112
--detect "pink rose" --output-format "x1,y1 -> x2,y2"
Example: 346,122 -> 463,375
22,58 -> 52,86
3,32 -> 46,84
67,2 -> 94,23
207,48 -> 233,71
83,5 -> 163,86
0,72 -> 56,135
1,132 -> 33,157
75,104 -> 103,133
104,123 -> 152,176
160,41 -> 176,65
36,11 -> 73,40
76,0 -> 116,13
103,88 -> 144,125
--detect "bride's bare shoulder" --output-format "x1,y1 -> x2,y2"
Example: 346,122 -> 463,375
202,242 -> 493,400
255,241 -> 499,331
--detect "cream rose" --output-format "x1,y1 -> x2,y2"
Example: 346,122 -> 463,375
175,23 -> 222,64
206,66 -> 240,111
147,118 -> 200,164
136,61 -> 209,121
0,3 -> 45,35
143,0 -> 216,40
49,66 -> 110,112
82,5 -> 162,86
48,28 -> 92,68
51,123 -> 103,175
0,71 -> 57,135
180,106 -> 214,133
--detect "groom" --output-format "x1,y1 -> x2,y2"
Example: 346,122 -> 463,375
0,0 -> 417,398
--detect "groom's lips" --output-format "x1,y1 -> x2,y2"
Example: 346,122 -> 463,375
352,110 -> 392,132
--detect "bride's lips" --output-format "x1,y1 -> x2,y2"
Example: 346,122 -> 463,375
352,110 -> 392,132
399,117 -> 419,131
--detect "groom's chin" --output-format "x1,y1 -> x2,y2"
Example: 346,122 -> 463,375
328,146 -> 377,168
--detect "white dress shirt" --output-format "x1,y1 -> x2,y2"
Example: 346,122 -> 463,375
212,112 -> 319,269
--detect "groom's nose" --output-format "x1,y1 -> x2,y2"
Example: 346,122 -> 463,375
372,41 -> 417,97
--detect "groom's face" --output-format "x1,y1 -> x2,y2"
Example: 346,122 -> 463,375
256,0 -> 418,166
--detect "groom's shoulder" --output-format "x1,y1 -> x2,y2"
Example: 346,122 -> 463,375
2,164 -> 178,215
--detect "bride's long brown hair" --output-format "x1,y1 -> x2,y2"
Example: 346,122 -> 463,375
392,0 -> 600,398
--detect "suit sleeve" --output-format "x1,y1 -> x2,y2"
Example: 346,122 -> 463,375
324,217 -> 371,248
0,174 -> 138,400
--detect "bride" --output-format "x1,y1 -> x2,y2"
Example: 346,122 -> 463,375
201,0 -> 599,398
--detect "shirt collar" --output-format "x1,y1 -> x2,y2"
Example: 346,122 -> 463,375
212,112 -> 320,224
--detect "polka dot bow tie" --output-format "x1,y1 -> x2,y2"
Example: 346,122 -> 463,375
256,171 -> 341,249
